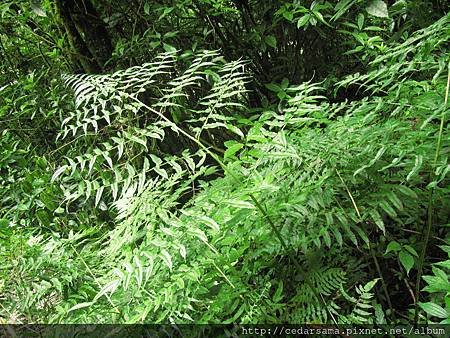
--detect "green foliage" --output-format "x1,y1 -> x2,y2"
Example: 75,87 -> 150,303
0,0 -> 449,327
419,246 -> 450,323
53,50 -> 247,212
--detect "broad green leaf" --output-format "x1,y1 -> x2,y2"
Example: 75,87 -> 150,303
297,14 -> 310,28
419,302 -> 448,319
189,228 -> 208,243
31,3 -> 47,17
404,245 -> 419,257
313,10 -> 331,27
399,250 -> 414,275
357,14 -> 364,30
379,200 -> 397,218
363,279 -> 379,292
323,229 -> 332,248
436,260 -> 450,270
144,2 -> 150,15
36,210 -> 51,227
264,35 -> 277,48
385,241 -> 401,255
366,0 -> 388,18
265,83 -> 282,93
129,134 -> 148,150
224,143 -> 244,159
396,185 -> 417,199
422,275 -> 449,293
103,153 -> 113,169
283,11 -> 293,22
163,43 -> 177,53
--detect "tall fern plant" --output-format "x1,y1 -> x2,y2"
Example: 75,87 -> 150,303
53,50 -> 248,212
44,13 -> 450,325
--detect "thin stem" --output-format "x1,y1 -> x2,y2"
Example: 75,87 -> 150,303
336,169 -> 394,318
370,243 -> 394,316
212,261 -> 236,289
414,60 -> 450,325
336,169 -> 361,219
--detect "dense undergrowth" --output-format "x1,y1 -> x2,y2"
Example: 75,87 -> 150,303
1,0 -> 449,328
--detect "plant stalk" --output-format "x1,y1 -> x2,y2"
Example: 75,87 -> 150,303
337,169 -> 394,319
413,60 -> 450,325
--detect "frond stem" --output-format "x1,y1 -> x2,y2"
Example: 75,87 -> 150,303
413,59 -> 450,325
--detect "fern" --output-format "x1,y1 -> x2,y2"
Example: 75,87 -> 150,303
2,9 -> 449,326
289,267 -> 346,323
336,13 -> 450,96
65,17 -> 450,322
338,279 -> 380,324
53,50 -> 248,214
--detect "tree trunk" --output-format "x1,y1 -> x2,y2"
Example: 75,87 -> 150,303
55,0 -> 113,73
